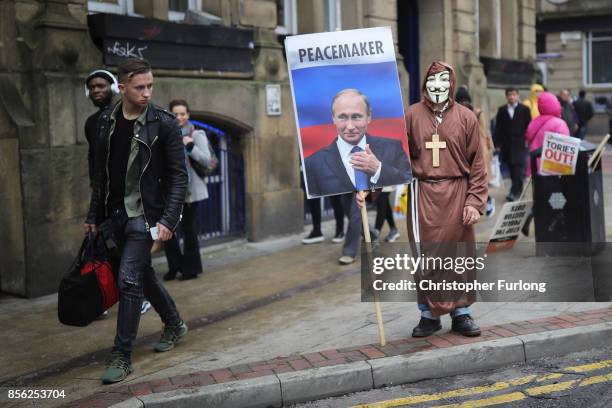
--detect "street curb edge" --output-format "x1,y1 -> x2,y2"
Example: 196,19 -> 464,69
110,321 -> 612,408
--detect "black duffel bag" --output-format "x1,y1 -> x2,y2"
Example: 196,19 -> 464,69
57,233 -> 118,326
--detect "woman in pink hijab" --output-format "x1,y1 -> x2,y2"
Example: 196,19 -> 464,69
525,91 -> 570,177
522,91 -> 571,236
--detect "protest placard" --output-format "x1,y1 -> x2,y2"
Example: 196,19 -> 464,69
539,132 -> 581,176
487,200 -> 533,252
285,27 -> 411,199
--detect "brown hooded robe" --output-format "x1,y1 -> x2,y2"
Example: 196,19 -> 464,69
405,61 -> 488,317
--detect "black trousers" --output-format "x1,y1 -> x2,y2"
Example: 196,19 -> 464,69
330,195 -> 344,234
510,162 -> 525,198
306,197 -> 322,233
164,202 -> 203,277
375,192 -> 396,230
306,195 -> 344,235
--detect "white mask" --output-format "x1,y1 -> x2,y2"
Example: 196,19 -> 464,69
426,71 -> 451,104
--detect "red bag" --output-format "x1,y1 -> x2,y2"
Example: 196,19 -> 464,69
80,259 -> 118,311
58,233 -> 119,326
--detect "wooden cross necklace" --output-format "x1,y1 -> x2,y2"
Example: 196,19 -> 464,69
425,102 -> 449,167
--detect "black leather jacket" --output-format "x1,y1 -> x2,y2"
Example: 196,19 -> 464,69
86,102 -> 187,231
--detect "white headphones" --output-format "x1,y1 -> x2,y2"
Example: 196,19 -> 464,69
85,69 -> 120,97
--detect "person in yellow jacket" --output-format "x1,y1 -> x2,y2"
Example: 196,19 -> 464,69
523,83 -> 544,119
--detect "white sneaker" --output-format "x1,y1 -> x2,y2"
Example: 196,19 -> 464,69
338,255 -> 355,265
96,310 -> 109,320
301,231 -> 324,244
331,232 -> 345,243
141,300 -> 152,315
385,228 -> 400,242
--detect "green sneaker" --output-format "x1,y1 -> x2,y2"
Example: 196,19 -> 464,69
154,321 -> 188,352
101,351 -> 132,384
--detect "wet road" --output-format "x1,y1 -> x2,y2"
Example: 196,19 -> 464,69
292,347 -> 612,408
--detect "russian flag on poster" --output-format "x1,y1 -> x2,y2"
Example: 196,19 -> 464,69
285,27 -> 412,198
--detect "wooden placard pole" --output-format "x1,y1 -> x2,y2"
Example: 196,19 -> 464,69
518,178 -> 532,202
359,191 -> 386,346
591,147 -> 606,171
588,134 -> 610,169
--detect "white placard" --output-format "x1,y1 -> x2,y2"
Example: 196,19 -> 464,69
539,132 -> 581,176
266,84 -> 281,116
285,27 -> 411,198
487,200 -> 533,252
285,27 -> 398,71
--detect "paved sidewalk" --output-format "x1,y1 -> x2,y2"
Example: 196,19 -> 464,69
67,307 -> 612,407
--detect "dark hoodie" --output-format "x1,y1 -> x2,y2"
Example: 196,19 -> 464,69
454,86 -> 473,111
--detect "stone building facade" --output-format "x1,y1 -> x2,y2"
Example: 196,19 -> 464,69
397,0 -> 537,128
536,0 -> 612,135
0,0 -> 536,297
1,0 -> 304,297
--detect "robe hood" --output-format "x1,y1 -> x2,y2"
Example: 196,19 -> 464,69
422,60 -> 457,110
454,85 -> 471,104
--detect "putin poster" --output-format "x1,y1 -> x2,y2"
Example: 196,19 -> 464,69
285,27 -> 412,199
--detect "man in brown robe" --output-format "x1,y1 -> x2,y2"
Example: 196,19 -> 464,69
405,61 -> 487,337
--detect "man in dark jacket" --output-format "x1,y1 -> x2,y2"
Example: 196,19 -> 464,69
84,58 -> 188,384
495,87 -> 531,201
572,90 -> 594,140
559,89 -> 578,137
84,69 -> 118,186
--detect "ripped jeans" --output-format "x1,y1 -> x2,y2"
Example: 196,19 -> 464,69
113,215 -> 181,357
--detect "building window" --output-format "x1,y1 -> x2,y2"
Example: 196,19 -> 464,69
276,0 -> 297,35
88,0 -> 141,16
536,33 -> 546,54
169,0 -> 201,21
169,0 -> 188,12
89,0 -> 201,19
585,31 -> 612,85
88,0 -> 127,14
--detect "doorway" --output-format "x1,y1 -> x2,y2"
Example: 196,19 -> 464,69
186,119 -> 246,243
398,0 -> 421,104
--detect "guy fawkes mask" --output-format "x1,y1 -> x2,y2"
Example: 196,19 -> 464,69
426,70 -> 450,104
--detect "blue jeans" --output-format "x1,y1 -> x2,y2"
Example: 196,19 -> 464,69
113,215 -> 181,357
418,303 -> 471,320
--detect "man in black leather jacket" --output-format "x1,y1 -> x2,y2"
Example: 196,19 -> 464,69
84,58 -> 188,384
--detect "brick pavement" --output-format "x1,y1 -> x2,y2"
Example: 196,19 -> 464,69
65,306 -> 612,408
